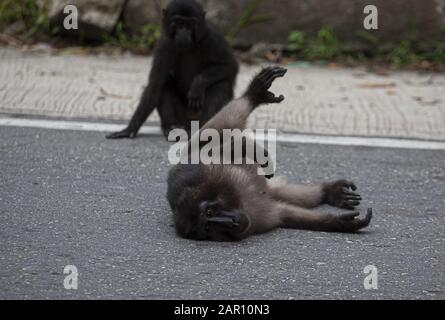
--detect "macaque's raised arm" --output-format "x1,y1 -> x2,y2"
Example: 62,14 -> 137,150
199,67 -> 287,134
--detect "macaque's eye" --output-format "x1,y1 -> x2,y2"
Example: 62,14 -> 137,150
206,208 -> 217,217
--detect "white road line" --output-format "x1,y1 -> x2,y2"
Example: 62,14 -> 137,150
0,117 -> 162,135
1,116 -> 445,150
276,133 -> 445,150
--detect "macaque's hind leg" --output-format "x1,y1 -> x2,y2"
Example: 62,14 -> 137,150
323,180 -> 362,210
277,203 -> 373,233
268,182 -> 324,209
268,179 -> 362,210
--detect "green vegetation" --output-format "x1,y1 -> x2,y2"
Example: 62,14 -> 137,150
0,0 -> 160,52
0,0 -> 443,68
288,27 -> 341,60
0,0 -> 54,41
226,0 -> 273,42
104,23 -> 161,53
288,26 -> 445,68
307,26 -> 340,59
389,40 -> 419,66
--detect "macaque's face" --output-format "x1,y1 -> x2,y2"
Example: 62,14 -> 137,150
166,15 -> 198,49
174,196 -> 249,242
197,201 -> 250,241
162,1 -> 206,49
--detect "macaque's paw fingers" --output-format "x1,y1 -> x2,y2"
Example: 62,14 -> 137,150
247,67 -> 287,107
324,179 -> 361,209
268,66 -> 287,76
338,179 -> 357,191
267,92 -> 285,104
261,67 -> 287,89
354,210 -> 373,231
345,201 -> 361,209
272,94 -> 285,103
339,193 -> 362,210
338,209 -> 372,232
254,67 -> 287,89
188,95 -> 205,111
106,128 -> 135,140
106,133 -> 119,139
364,208 -> 373,224
340,212 -> 360,221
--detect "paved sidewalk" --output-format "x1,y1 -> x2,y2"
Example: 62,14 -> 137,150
1,47 -> 444,140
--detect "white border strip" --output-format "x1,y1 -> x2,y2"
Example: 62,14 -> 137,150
0,117 -> 162,135
1,117 -> 444,150
277,133 -> 445,150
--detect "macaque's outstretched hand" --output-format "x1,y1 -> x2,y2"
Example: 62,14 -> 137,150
323,180 -> 362,210
245,67 -> 287,107
335,208 -> 373,233
106,127 -> 138,139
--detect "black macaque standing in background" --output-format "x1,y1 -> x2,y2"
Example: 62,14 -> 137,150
107,0 -> 239,139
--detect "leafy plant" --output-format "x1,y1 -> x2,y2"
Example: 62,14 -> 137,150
0,0 -> 22,24
430,42 -> 445,63
226,0 -> 273,42
305,26 -> 340,59
389,40 -> 419,66
287,24 -> 445,68
357,30 -> 380,54
288,26 -> 341,60
105,22 -> 161,52
0,0 -> 53,40
287,31 -> 306,52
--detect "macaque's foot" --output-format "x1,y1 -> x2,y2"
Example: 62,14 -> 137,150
188,91 -> 206,112
334,208 -> 373,233
246,66 -> 287,107
323,179 -> 362,210
106,127 -> 137,139
188,79 -> 206,112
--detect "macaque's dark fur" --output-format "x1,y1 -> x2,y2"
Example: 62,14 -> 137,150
107,0 -> 238,139
167,67 -> 372,241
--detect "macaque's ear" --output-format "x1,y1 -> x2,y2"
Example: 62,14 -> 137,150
162,9 -> 168,16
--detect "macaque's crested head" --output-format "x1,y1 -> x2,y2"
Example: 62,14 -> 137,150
162,0 -> 207,49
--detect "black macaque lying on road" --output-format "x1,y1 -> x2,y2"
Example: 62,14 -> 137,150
167,67 -> 373,242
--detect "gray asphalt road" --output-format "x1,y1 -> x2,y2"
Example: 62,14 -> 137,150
0,126 -> 444,300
